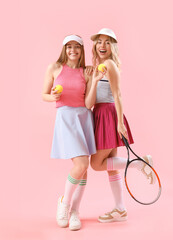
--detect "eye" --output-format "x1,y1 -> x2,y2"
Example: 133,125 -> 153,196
106,41 -> 110,45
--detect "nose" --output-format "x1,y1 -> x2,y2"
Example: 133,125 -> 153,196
71,46 -> 76,51
100,41 -> 106,48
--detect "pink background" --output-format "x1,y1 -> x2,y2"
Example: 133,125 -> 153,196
1,0 -> 173,239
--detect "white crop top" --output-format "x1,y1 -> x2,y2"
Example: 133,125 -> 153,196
96,77 -> 114,103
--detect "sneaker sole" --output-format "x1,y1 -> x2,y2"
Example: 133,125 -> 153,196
56,220 -> 68,228
98,216 -> 128,223
69,225 -> 81,231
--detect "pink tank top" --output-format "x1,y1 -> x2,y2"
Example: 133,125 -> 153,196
53,64 -> 86,108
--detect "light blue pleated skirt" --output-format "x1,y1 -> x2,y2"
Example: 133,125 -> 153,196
51,106 -> 96,159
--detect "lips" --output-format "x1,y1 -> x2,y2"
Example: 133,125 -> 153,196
70,53 -> 78,56
99,49 -> 107,54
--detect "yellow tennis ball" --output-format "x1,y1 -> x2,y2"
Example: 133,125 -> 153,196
54,85 -> 63,93
98,64 -> 107,72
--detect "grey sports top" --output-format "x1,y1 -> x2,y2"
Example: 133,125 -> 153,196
96,76 -> 114,103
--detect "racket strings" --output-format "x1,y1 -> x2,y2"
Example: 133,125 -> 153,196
127,159 -> 154,184
122,136 -> 162,205
127,150 -> 155,184
125,160 -> 161,204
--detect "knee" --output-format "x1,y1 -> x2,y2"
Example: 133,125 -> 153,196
77,160 -> 89,174
90,159 -> 100,171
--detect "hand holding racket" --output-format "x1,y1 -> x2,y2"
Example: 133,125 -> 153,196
122,135 -> 162,205
118,123 -> 128,140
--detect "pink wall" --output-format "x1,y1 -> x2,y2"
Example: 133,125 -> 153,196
1,0 -> 173,239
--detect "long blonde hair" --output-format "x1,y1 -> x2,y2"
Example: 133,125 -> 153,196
56,36 -> 85,68
92,35 -> 121,70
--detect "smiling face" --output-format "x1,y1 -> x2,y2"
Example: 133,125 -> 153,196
96,35 -> 112,62
65,41 -> 82,62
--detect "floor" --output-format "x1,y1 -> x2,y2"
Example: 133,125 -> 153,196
1,181 -> 172,240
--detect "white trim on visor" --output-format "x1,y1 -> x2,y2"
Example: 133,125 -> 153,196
63,35 -> 83,46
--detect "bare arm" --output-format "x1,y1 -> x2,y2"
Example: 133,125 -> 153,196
84,68 -> 104,109
42,63 -> 62,102
105,59 -> 128,139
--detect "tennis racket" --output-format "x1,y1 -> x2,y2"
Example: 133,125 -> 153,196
122,135 -> 162,205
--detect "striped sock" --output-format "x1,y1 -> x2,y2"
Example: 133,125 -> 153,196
107,157 -> 127,171
79,179 -> 87,186
71,179 -> 87,212
109,173 -> 122,182
109,173 -> 126,211
107,156 -> 143,171
62,174 -> 80,205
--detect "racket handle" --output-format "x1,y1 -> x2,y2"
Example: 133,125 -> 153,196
122,135 -> 129,148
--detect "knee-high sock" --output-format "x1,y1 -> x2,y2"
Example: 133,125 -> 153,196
70,179 -> 87,212
107,157 -> 143,171
109,173 -> 126,211
62,174 -> 80,206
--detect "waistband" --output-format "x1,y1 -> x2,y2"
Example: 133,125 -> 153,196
94,102 -> 115,108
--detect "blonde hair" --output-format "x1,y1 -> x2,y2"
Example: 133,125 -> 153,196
56,35 -> 85,68
92,35 -> 121,71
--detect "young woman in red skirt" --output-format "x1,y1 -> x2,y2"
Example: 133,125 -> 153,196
85,28 -> 153,223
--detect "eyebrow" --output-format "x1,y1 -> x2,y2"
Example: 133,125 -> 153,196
98,38 -> 110,41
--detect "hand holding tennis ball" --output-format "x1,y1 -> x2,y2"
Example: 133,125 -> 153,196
98,64 -> 107,72
54,85 -> 63,93
93,64 -> 107,84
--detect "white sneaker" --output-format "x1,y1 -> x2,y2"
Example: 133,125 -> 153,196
98,208 -> 127,223
142,155 -> 156,184
56,196 -> 69,228
69,210 -> 81,231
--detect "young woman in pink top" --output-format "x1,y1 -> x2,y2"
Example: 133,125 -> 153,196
42,35 -> 96,231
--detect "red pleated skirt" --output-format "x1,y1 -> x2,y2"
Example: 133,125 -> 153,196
93,103 -> 134,150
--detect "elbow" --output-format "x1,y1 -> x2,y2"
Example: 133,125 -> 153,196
85,104 -> 92,110
42,93 -> 46,101
85,101 -> 93,109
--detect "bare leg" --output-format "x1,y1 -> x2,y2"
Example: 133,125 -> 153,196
70,156 -> 89,179
90,148 -> 113,171
91,149 -> 140,171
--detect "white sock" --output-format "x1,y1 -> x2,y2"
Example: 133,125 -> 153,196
63,174 -> 80,206
109,173 -> 126,211
71,179 -> 87,212
107,157 -> 143,171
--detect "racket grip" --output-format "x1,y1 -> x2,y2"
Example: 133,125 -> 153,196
122,135 -> 129,148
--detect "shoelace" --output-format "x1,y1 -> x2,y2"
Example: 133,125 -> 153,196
105,210 -> 115,215
105,209 -> 125,216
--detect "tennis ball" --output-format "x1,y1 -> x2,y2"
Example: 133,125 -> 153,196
54,85 -> 63,93
98,64 -> 107,72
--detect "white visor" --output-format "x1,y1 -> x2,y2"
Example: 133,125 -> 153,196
63,35 -> 83,46
91,28 -> 117,43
